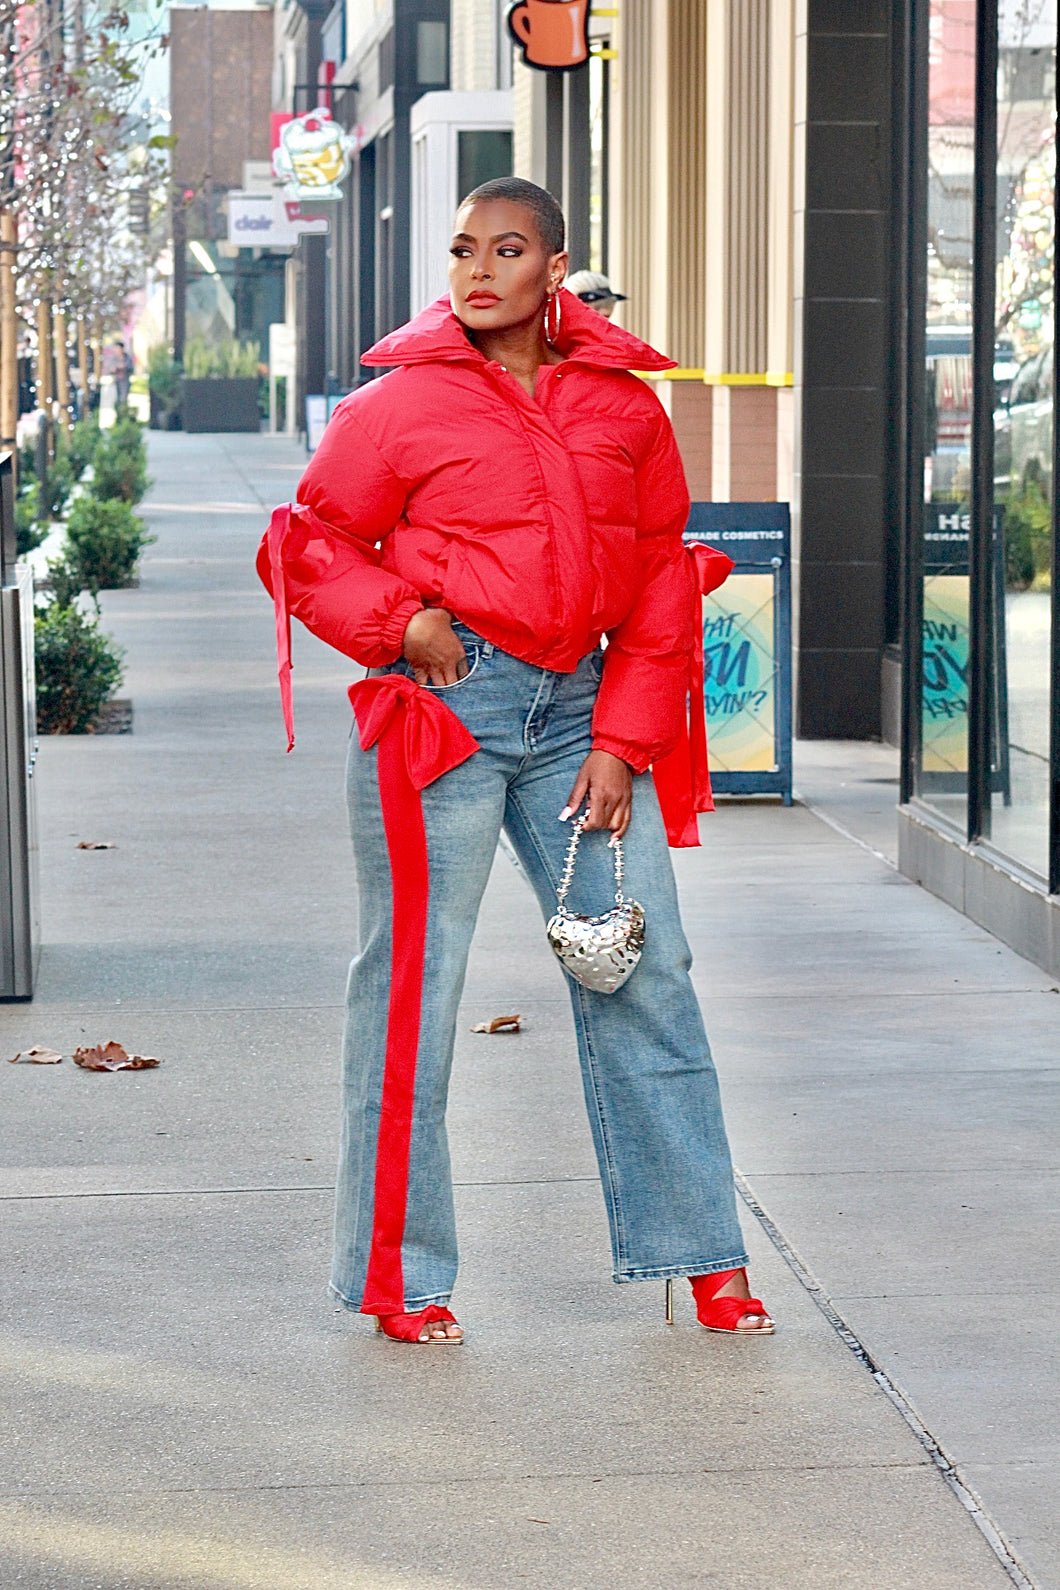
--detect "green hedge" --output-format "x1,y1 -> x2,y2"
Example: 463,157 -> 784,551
1003,476 -> 1051,591
91,413 -> 151,505
66,416 -> 102,479
34,602 -> 124,735
64,495 -> 155,594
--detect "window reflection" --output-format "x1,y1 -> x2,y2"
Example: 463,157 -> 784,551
992,0 -> 1055,877
920,0 -> 977,826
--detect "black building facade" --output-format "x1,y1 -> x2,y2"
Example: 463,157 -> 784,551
327,0 -> 450,391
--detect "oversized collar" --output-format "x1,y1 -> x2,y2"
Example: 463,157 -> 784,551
361,288 -> 677,374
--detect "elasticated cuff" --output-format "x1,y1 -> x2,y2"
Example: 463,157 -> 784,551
379,597 -> 425,659
591,735 -> 653,775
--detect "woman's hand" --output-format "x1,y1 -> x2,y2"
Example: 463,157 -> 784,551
561,750 -> 634,838
403,608 -> 469,686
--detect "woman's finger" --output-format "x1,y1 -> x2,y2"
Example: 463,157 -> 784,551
427,645 -> 469,686
611,796 -> 632,839
584,781 -> 617,831
561,770 -> 590,821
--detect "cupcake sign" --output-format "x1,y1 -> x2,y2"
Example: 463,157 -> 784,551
272,109 -> 356,201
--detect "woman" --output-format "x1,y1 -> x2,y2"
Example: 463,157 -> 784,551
260,177 -> 772,1344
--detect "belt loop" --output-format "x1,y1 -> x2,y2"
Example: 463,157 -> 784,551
482,640 -> 495,658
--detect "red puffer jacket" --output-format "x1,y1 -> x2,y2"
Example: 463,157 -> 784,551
258,289 -> 732,842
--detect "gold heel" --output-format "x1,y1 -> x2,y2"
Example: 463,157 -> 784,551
665,1278 -> 674,1324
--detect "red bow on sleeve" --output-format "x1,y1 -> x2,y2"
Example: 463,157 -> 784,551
261,505 -> 297,752
651,543 -> 734,848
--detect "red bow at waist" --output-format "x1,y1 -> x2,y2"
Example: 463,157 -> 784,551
347,674 -> 480,789
651,543 -> 734,848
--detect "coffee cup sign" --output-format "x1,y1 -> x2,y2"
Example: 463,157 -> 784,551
273,109 -> 355,201
506,0 -> 590,71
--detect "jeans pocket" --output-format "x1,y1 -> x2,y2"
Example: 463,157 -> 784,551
396,645 -> 482,690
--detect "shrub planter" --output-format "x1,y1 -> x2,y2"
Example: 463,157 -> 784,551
180,377 -> 261,434
149,393 -> 182,430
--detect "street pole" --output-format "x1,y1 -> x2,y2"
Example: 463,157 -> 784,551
0,210 -> 16,479
0,0 -> 17,482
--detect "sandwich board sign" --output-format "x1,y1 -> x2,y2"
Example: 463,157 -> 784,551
684,502 -> 793,805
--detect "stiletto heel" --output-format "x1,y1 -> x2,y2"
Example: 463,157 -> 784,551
373,1305 -> 463,1344
665,1278 -> 674,1324
690,1269 -> 774,1335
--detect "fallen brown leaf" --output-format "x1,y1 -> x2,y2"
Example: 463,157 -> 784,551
470,1015 -> 521,1034
8,1046 -> 63,1065
77,841 -> 115,850
73,1042 -> 161,1072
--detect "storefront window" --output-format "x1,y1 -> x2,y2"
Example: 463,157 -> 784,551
990,0 -> 1055,877
912,0 -> 1059,885
919,0 -> 977,829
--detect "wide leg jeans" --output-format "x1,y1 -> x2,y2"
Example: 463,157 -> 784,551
331,624 -> 748,1312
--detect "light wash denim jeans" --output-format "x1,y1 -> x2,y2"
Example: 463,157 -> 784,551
331,622 -> 748,1311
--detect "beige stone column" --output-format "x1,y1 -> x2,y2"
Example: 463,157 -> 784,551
703,0 -> 784,502
610,0 -> 713,495
768,0 -> 796,500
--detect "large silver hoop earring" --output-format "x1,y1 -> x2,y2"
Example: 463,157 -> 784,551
545,290 -> 562,345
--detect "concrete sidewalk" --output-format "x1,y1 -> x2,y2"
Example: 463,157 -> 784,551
1,430 -> 1055,1590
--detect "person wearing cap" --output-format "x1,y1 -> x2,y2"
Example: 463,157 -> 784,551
566,269 -> 627,320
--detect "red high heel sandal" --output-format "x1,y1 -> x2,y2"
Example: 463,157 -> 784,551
665,1270 -> 774,1334
374,1305 -> 463,1344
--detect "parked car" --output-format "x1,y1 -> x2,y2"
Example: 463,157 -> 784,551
993,344 -> 1053,498
924,328 -> 1016,495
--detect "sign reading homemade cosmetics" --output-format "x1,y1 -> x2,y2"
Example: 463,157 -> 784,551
684,503 -> 793,804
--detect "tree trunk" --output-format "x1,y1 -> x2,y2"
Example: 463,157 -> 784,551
53,305 -> 70,433
36,296 -> 54,459
76,316 -> 87,418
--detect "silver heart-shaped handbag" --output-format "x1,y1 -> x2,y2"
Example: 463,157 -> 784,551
546,814 -> 645,994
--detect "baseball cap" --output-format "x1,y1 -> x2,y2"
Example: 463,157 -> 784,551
565,269 -> 628,304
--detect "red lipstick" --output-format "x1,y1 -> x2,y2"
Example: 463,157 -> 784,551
466,290 -> 500,305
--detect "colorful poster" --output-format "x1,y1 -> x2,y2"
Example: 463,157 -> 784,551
703,574 -> 777,774
922,573 -> 970,773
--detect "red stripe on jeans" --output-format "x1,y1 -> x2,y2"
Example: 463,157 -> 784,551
347,674 -> 480,1317
359,725 -> 429,1315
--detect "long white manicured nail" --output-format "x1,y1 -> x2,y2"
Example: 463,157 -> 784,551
558,806 -> 573,821
608,832 -> 617,848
